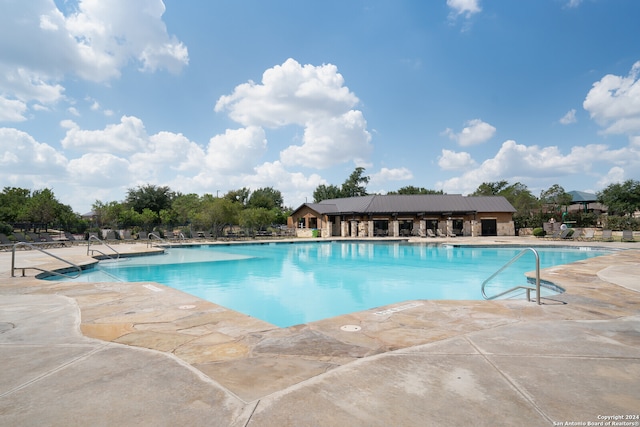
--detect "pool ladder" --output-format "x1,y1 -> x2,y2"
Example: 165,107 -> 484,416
11,242 -> 81,279
481,247 -> 541,304
87,235 -> 120,260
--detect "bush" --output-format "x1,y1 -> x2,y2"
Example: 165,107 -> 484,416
0,221 -> 12,235
532,227 -> 545,237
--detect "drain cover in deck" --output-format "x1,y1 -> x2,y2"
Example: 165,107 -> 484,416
340,325 -> 361,332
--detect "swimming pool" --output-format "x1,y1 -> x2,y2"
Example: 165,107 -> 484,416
50,242 -> 613,327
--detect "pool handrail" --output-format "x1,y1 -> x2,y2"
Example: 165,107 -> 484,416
11,242 -> 82,279
87,235 -> 120,260
481,247 -> 541,304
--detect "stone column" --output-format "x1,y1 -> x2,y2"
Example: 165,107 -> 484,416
350,221 -> 358,238
392,220 -> 399,237
341,221 -> 349,237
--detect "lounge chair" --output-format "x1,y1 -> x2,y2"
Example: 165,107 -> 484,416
64,232 -> 82,244
12,232 -> 28,243
579,229 -> 595,241
601,229 -> 613,242
546,229 -> 562,239
559,229 -> 573,239
0,233 -> 14,251
426,229 -> 437,238
621,230 -> 635,242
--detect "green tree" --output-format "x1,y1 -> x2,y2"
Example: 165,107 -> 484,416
224,188 -> 250,206
125,184 -> 174,215
313,184 -> 342,203
239,208 -> 276,237
470,181 -> 510,196
247,187 -> 283,210
540,184 -> 572,215
171,193 -> 201,225
388,186 -> 444,195
196,196 -> 240,238
598,179 -> 640,217
0,187 -> 30,223
341,167 -> 369,198
25,189 -> 60,231
139,208 -> 159,231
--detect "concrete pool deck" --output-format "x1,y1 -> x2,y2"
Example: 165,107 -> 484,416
0,237 -> 638,426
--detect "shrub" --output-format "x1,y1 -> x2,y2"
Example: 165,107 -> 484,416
532,227 -> 545,237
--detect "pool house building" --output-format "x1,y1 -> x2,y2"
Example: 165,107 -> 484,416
288,194 -> 517,238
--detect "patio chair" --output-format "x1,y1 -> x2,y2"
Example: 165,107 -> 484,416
0,233 -> 14,251
559,229 -> 573,239
601,229 -> 613,242
12,232 -> 29,243
426,229 -> 437,238
546,229 -> 562,239
579,229 -> 595,241
621,230 -> 635,242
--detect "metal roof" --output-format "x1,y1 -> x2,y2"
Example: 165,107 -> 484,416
568,190 -> 598,203
295,194 -> 516,215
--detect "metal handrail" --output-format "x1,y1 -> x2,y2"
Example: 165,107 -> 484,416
11,242 -> 82,279
146,231 -> 186,247
86,235 -> 120,260
481,247 -> 541,304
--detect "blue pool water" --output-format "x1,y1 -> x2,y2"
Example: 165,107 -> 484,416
52,242 -> 612,327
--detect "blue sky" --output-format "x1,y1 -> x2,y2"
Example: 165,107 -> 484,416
1,0 -> 639,214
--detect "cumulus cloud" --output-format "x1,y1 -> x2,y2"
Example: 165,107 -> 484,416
369,167 -> 413,186
559,109 -> 577,125
443,119 -> 496,146
0,0 -> 188,118
438,149 -> 476,170
0,97 -> 28,122
447,0 -> 481,18
61,116 -> 149,154
204,126 -> 267,173
0,127 -> 67,175
436,139 -> 625,195
596,166 -> 625,188
216,58 -> 372,169
67,152 -> 132,187
583,61 -> 640,136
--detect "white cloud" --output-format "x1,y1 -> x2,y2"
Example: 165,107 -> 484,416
559,109 -> 577,125
369,167 -> 413,185
280,110 -> 372,169
566,0 -> 583,8
443,119 -> 496,146
0,0 -> 188,119
67,153 -> 132,187
438,149 -> 476,170
204,126 -> 267,173
447,0 -> 481,18
436,139 -> 629,195
0,127 -> 67,174
61,115 -> 149,154
0,97 -> 28,122
216,58 -> 372,170
583,61 -> 640,136
596,166 -> 625,188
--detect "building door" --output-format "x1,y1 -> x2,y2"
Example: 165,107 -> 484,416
481,219 -> 497,236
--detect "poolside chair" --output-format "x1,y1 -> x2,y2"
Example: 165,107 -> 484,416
426,229 -> 437,238
0,233 -> 13,251
579,229 -> 595,241
12,232 -> 29,243
546,229 -> 562,239
559,229 -> 573,239
621,230 -> 635,242
436,229 -> 445,237
601,229 -> 613,242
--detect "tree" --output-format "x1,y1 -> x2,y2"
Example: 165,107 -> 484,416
195,196 -> 240,238
313,184 -> 342,203
598,179 -> 640,217
341,167 -> 369,198
239,208 -> 276,237
388,186 -> 444,195
470,181 -> 510,196
125,184 -> 174,215
0,187 -> 30,223
540,184 -> 572,215
171,193 -> 201,225
25,189 -> 60,231
247,187 -> 283,210
224,188 -> 250,206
